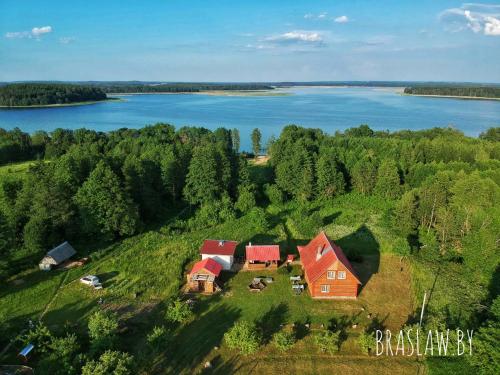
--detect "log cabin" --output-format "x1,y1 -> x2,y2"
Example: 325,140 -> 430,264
298,231 -> 361,299
187,258 -> 223,294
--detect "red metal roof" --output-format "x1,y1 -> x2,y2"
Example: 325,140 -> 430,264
298,231 -> 361,284
200,240 -> 238,256
189,258 -> 222,277
245,245 -> 280,262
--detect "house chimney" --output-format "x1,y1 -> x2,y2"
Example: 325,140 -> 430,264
249,242 -> 252,247
316,246 -> 322,261
219,240 -> 224,247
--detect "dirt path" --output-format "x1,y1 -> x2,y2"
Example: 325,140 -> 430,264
39,270 -> 69,319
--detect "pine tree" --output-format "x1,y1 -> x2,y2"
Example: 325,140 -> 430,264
351,157 -> 377,194
316,154 -> 346,199
231,128 -> 240,153
392,190 -> 417,237
374,159 -> 401,198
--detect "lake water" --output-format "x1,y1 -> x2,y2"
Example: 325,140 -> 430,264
1,87 -> 499,151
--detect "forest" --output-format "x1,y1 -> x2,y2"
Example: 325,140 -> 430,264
0,123 -> 499,374
404,86 -> 500,99
0,84 -> 108,107
88,82 -> 273,93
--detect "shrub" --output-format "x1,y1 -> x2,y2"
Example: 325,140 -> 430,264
81,350 -> 133,375
88,311 -> 119,353
18,322 -> 53,354
165,298 -> 193,324
272,330 -> 296,352
146,326 -> 169,351
358,330 -> 376,354
314,330 -> 340,355
224,321 -> 261,355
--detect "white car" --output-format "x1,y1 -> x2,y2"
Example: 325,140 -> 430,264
80,275 -> 100,286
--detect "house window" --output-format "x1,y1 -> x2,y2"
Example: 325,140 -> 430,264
338,271 -> 346,280
327,271 -> 336,280
321,285 -> 330,293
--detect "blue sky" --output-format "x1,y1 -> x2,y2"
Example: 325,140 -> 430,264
1,1 -> 500,82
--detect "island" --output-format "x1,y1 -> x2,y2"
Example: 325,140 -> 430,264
0,83 -> 109,107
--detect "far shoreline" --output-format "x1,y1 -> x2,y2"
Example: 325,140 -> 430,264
402,93 -> 500,102
0,98 -> 123,109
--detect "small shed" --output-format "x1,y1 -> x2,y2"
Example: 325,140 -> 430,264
18,343 -> 34,362
39,242 -> 76,271
187,258 -> 223,294
245,243 -> 280,270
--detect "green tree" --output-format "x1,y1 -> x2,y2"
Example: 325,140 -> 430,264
316,153 -> 346,198
224,321 -> 261,355
392,190 -> 418,238
374,159 -> 401,198
88,311 -> 119,353
358,330 -> 376,354
81,350 -> 133,375
183,145 -> 220,205
231,128 -> 240,153
251,128 -> 262,156
351,157 -> 377,195
75,161 -> 139,238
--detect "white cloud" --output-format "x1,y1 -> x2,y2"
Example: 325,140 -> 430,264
5,25 -> 53,40
266,30 -> 323,43
59,36 -> 75,44
32,26 -> 52,37
334,15 -> 349,23
440,3 -> 500,36
5,31 -> 30,39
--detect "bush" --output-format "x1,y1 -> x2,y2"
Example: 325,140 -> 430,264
246,207 -> 269,231
18,322 -> 53,354
272,330 -> 296,352
314,330 -> 340,355
358,330 -> 376,354
224,321 -> 261,355
165,298 -> 193,324
81,350 -> 133,375
88,311 -> 119,353
146,326 -> 169,351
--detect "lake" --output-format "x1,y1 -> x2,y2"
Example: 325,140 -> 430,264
1,86 -> 499,151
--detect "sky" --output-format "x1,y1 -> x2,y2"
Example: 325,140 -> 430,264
1,0 -> 500,82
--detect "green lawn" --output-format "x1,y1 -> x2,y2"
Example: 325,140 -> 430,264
0,160 -> 38,178
1,194 -> 424,373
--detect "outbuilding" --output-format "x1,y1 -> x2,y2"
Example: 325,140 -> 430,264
187,258 -> 223,294
245,243 -> 280,270
199,239 -> 238,270
39,241 -> 76,271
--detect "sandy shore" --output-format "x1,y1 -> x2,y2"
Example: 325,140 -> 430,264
0,98 -> 122,109
402,93 -> 500,101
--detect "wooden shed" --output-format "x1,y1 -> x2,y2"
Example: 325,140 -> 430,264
39,242 -> 76,271
187,258 -> 223,294
245,243 -> 280,270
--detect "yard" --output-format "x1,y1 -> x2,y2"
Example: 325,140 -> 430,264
1,194 -> 424,373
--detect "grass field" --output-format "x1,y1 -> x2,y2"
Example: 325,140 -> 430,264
0,160 -> 38,178
0,191 -> 426,374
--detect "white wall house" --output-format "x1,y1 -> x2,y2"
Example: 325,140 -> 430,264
199,239 -> 238,271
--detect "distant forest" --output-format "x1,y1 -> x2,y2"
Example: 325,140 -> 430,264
404,86 -> 500,99
95,82 -> 274,93
0,84 -> 107,107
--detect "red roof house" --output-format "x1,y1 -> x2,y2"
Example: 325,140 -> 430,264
187,258 -> 223,294
200,240 -> 238,270
245,244 -> 280,270
298,231 -> 361,299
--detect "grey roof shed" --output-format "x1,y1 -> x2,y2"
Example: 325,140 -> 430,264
43,241 -> 76,265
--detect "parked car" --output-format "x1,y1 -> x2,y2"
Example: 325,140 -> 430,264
80,275 -> 100,286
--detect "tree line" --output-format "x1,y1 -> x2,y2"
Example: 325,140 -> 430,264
404,86 -> 500,99
90,82 -> 273,93
0,125 -> 252,278
0,84 -> 107,106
